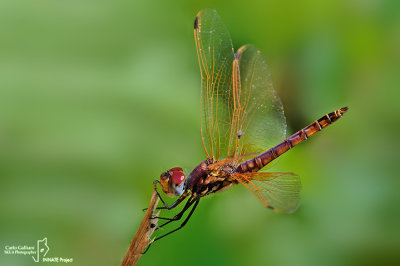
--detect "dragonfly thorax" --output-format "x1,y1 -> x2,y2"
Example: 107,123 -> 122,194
160,167 -> 186,197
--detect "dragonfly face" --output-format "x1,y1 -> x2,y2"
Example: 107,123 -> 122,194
159,167 -> 186,197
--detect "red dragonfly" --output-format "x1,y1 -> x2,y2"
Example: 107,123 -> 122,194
150,8 -> 347,245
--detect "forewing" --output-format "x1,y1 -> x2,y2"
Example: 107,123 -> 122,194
233,172 -> 301,213
194,9 -> 235,160
233,45 -> 287,159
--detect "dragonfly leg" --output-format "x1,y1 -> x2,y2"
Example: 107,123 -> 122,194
155,199 -> 199,240
141,243 -> 151,254
155,198 -> 195,227
143,199 -> 199,254
142,181 -> 187,211
155,193 -> 187,211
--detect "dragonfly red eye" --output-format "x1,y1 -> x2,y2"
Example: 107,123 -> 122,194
169,167 -> 185,185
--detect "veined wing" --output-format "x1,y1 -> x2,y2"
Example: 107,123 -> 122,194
194,10 -> 286,163
233,172 -> 301,213
194,9 -> 235,160
231,45 -> 287,160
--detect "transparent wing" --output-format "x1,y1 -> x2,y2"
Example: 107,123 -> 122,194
233,44 -> 287,159
194,9 -> 235,160
233,172 -> 301,213
194,10 -> 286,162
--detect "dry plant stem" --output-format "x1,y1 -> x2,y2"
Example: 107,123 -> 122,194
121,188 -> 159,266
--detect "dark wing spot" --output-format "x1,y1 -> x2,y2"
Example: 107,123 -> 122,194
194,16 -> 199,29
237,130 -> 243,139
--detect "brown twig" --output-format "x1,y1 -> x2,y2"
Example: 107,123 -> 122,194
121,188 -> 159,266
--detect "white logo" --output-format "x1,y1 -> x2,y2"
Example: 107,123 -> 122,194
32,237 -> 50,262
3,237 -> 73,263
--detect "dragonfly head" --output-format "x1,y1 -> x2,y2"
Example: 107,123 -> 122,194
159,167 -> 186,197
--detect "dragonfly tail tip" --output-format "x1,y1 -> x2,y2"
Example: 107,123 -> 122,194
340,106 -> 349,113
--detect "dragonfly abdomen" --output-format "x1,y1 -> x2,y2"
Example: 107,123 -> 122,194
238,107 -> 348,173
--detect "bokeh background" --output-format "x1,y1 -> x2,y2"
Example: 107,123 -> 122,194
1,0 -> 399,265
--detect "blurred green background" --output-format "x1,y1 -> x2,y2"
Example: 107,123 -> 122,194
1,0 -> 399,265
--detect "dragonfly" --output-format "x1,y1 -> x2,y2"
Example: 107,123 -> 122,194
149,8 -> 348,246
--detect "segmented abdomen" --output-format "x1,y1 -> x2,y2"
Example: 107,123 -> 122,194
237,107 -> 348,173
